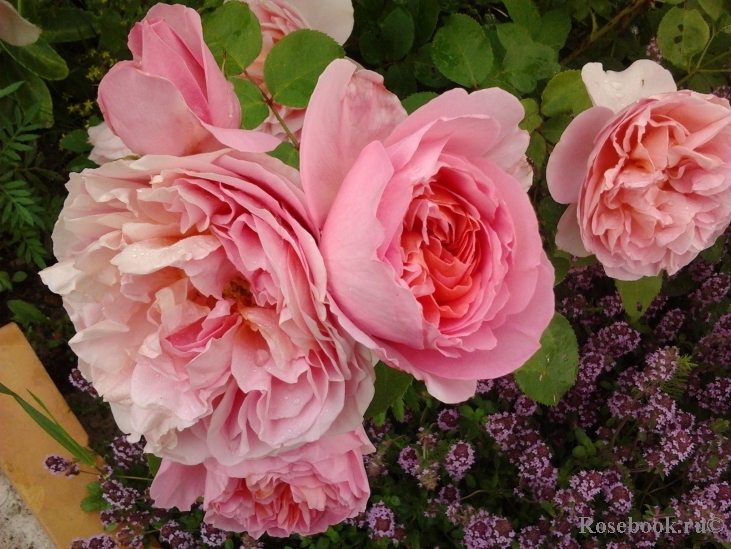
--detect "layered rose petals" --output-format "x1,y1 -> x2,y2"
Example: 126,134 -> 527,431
302,60 -> 555,403
548,62 -> 731,280
150,428 -> 373,538
40,151 -> 374,462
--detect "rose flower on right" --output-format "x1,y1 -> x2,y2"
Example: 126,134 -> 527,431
547,59 -> 731,281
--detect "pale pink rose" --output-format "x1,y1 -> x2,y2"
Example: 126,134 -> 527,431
97,4 -> 280,157
151,428 -> 373,538
150,428 -> 373,538
87,122 -> 134,165
40,150 -> 374,461
547,61 -> 731,280
0,0 -> 41,46
238,0 -> 354,140
300,60 -> 554,403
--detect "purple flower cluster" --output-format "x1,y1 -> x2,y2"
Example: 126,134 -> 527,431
367,501 -> 396,541
43,454 -> 79,477
443,441 -> 475,481
159,520 -> 197,549
101,479 -> 140,511
68,367 -> 98,397
109,436 -> 145,470
436,408 -> 460,431
70,535 -> 117,549
463,510 -> 515,549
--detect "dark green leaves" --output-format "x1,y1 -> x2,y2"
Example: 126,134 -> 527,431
541,70 -> 593,117
230,78 -> 269,129
268,142 -> 300,169
364,361 -> 413,419
431,14 -> 493,88
514,313 -> 579,406
1,39 -> 68,81
263,30 -> 344,108
657,8 -> 710,68
203,1 -> 262,73
381,8 -> 414,61
497,24 -> 559,94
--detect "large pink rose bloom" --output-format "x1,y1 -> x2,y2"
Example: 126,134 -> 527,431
97,4 -> 279,157
300,60 -> 554,403
239,0 -> 353,140
548,61 -> 731,280
40,151 -> 374,461
150,428 -> 373,538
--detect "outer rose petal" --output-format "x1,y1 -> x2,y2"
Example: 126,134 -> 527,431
149,460 -> 207,509
284,0 -> 353,44
555,204 -> 591,257
0,0 -> 41,46
301,59 -> 407,229
582,59 -> 677,113
546,106 -> 614,204
87,122 -> 134,165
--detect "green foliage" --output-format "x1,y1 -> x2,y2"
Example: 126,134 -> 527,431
268,141 -> 300,169
541,70 -> 593,117
402,91 -> 438,113
203,1 -> 262,74
431,14 -> 492,88
8,299 -> 50,327
514,313 -> 580,406
364,361 -> 413,419
657,7 -> 710,69
0,382 -> 97,467
1,39 -> 69,81
230,78 -> 270,129
615,275 -> 664,322
264,30 -> 345,108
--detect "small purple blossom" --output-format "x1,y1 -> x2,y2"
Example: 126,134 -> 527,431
367,502 -> 396,540
437,408 -> 459,430
109,436 -> 145,470
69,368 -> 99,397
43,454 -> 79,477
397,446 -> 420,475
444,441 -> 475,481
200,521 -> 227,547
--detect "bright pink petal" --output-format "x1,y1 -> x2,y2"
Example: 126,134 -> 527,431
150,459 -> 206,509
555,204 -> 592,257
301,59 -> 407,229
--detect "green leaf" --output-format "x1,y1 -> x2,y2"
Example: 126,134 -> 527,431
541,114 -> 572,144
0,58 -> 53,127
502,0 -> 541,35
514,312 -> 579,406
615,275 -> 663,321
657,7 -> 710,68
267,142 -> 300,169
700,235 -> 726,263
364,361 -> 413,419
413,0 -> 440,45
381,8 -> 414,61
402,91 -> 438,114
431,14 -> 493,88
229,78 -> 269,130
541,70 -> 593,117
413,43 -> 450,88
147,454 -> 162,477
80,495 -> 103,512
519,98 -> 542,132
8,299 -> 50,325
203,1 -> 262,71
0,382 -> 97,466
264,30 -> 344,108
698,0 -> 725,20
60,129 -> 92,153
526,132 -> 546,170
0,81 -> 24,100
384,62 -> 417,97
498,24 -> 560,93
536,10 -> 572,50
1,39 -> 69,81
40,7 -> 97,43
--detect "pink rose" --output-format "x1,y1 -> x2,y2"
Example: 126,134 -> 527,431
150,428 -> 373,538
547,60 -> 731,280
300,60 -> 555,403
97,4 -> 280,157
40,150 -> 374,461
239,0 -> 354,140
87,122 -> 133,165
0,0 -> 41,46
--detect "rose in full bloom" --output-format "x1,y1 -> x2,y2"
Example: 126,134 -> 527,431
547,60 -> 731,280
40,150 -> 374,462
150,428 -> 373,538
300,60 -> 554,403
97,4 -> 280,157
240,0 -> 354,140
0,0 -> 41,46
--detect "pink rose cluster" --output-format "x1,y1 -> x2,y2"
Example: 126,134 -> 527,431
548,60 -> 731,280
42,1 -> 555,539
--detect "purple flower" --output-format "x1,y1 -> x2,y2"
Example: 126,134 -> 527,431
43,454 -> 78,477
397,446 -> 420,475
437,408 -> 460,431
200,521 -> 227,547
367,502 -> 396,540
444,441 -> 475,481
